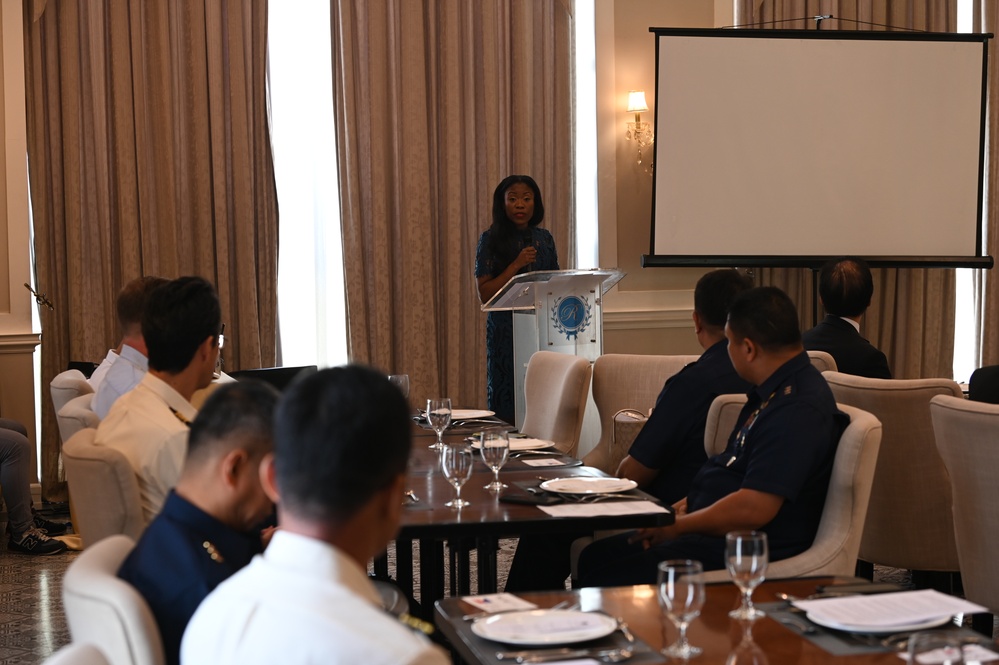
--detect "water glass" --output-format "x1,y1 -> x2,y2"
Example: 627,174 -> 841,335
657,559 -> 705,660
442,441 -> 473,509
726,531 -> 768,620
907,632 -> 964,664
480,430 -> 509,491
427,397 -> 451,450
388,374 -> 410,399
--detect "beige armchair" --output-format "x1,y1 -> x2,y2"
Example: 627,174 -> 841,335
62,534 -> 165,665
51,369 -> 94,418
521,351 -> 592,457
703,393 -> 748,456
57,394 -> 101,447
806,350 -> 838,373
823,371 -> 964,574
63,429 -> 146,547
703,402 -> 882,581
931,395 -> 999,620
583,353 -> 699,473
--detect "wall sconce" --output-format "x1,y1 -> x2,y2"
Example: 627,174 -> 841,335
625,90 -> 654,172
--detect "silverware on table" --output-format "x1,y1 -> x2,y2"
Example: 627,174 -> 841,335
496,647 -> 632,663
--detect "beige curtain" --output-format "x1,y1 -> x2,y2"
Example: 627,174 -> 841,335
740,0 -> 957,379
24,0 -> 278,500
330,1 -> 574,406
975,2 -> 999,366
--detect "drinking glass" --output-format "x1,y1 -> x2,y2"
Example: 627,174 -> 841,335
441,441 -> 473,509
480,430 -> 509,491
427,398 -> 452,450
726,531 -> 768,620
388,374 -> 410,399
907,631 -> 964,665
657,559 -> 705,660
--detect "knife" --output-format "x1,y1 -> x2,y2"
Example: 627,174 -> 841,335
495,647 -> 626,662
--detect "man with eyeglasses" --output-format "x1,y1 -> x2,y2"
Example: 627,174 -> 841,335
95,276 -> 223,521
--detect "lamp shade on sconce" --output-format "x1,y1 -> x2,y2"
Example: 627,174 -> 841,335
626,90 -> 649,113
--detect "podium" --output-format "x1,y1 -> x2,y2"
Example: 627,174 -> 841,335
482,269 -> 625,430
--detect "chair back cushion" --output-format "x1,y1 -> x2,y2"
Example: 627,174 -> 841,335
63,429 -> 146,547
806,350 -> 838,373
931,395 -> 999,613
703,394 -> 748,457
521,351 -> 593,457
51,370 -> 94,416
57,394 -> 101,447
823,371 -> 963,570
43,643 -> 112,665
62,534 -> 165,665
584,353 -> 699,472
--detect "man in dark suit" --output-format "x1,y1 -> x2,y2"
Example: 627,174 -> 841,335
803,257 -> 892,379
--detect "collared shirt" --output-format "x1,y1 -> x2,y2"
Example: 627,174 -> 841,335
627,339 -> 752,504
93,344 -> 149,419
118,491 -> 261,665
181,531 -> 450,665
88,349 -> 119,391
686,351 -> 848,558
95,372 -> 196,521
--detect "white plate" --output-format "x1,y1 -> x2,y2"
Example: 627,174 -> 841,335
450,409 -> 496,420
471,438 -> 555,451
805,612 -> 952,635
470,609 -> 618,646
539,477 -> 638,495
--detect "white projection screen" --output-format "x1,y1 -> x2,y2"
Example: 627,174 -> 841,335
645,29 -> 993,269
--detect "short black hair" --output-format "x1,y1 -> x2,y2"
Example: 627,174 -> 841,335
116,276 -> 169,335
143,276 -> 222,374
186,381 -> 279,465
818,256 -> 874,318
694,269 -> 753,329
727,286 -> 802,352
273,365 -> 411,523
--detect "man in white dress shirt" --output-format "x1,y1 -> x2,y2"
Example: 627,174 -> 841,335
181,365 -> 449,665
91,276 -> 168,419
95,276 -> 222,521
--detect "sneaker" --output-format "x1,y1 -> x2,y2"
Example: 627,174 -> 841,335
32,514 -> 69,536
8,528 -> 67,555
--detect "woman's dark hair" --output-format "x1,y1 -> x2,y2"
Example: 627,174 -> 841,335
486,175 -> 545,265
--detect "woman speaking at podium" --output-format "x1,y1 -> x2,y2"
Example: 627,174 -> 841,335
475,175 -> 559,425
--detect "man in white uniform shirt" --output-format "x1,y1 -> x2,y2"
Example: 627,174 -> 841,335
182,365 -> 449,665
95,276 -> 222,522
91,276 -> 168,419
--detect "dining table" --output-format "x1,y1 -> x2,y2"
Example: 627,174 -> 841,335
375,419 -> 674,620
434,576 -> 997,664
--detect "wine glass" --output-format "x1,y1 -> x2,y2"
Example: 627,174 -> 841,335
657,559 -> 705,660
441,441 -> 473,509
907,631 -> 964,665
427,397 -> 451,450
726,530 -> 768,620
479,430 -> 509,491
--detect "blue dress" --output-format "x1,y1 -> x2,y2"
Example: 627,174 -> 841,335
475,227 -> 559,424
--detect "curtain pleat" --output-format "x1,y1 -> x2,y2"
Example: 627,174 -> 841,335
330,0 -> 574,406
24,0 -> 278,500
745,0 -> 958,379
975,1 -> 999,366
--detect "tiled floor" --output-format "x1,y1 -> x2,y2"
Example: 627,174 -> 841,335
0,549 -> 76,664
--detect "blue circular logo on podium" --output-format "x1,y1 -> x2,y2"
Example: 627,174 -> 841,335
551,295 -> 592,340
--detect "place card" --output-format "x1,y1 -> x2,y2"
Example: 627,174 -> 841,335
521,458 -> 567,467
897,644 -> 999,664
793,589 -> 987,628
460,593 -> 537,614
538,501 -> 669,518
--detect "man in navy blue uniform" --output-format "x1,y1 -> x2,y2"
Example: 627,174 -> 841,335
505,269 -> 752,591
616,269 -> 753,504
118,381 -> 278,665
803,256 -> 892,379
578,287 -> 848,585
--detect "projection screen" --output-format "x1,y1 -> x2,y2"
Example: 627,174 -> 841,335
644,29 -> 992,269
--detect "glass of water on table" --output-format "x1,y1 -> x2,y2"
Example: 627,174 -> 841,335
479,430 -> 509,491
